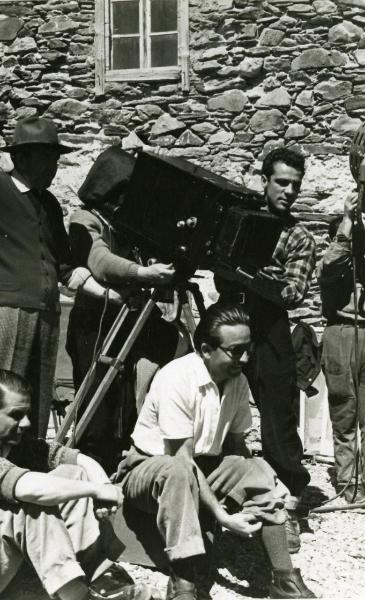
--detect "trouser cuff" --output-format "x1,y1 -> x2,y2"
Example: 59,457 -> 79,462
165,538 -> 206,562
43,560 -> 85,596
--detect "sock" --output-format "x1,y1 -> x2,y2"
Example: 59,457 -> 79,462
261,523 -> 293,571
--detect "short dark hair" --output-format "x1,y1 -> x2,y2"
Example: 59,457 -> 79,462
262,147 -> 305,179
193,303 -> 250,352
0,370 -> 31,408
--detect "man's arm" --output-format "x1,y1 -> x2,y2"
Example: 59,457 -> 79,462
317,192 -> 356,283
164,438 -> 261,538
14,471 -> 122,507
69,210 -> 175,286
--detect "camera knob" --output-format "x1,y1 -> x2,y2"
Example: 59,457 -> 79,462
186,216 -> 198,229
176,220 -> 185,229
177,245 -> 187,255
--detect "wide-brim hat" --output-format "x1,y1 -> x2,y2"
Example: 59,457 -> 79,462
2,116 -> 74,154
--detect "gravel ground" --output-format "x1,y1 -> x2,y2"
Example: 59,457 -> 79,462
3,274 -> 365,600
3,451 -> 365,600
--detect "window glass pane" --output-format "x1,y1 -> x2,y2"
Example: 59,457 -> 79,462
112,37 -> 140,69
151,33 -> 178,66
151,0 -> 177,32
112,0 -> 139,35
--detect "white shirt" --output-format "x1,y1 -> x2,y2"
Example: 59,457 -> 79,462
132,352 -> 252,457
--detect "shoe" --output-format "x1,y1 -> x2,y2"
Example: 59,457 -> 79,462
284,510 -> 301,554
269,568 -> 316,598
166,575 -> 197,600
89,563 -> 152,600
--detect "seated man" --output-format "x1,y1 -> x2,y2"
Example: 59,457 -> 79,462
0,369 -> 150,600
115,304 -> 316,600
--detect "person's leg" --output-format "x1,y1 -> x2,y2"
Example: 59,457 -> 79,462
55,464 -> 124,575
250,307 -> 310,497
122,454 -> 205,599
30,310 -> 60,438
206,455 -> 315,598
322,326 -> 357,490
123,454 -> 205,562
0,502 -> 86,598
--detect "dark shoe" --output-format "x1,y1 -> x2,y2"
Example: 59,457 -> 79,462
284,510 -> 301,554
89,563 -> 152,600
166,575 -> 197,600
269,568 -> 316,599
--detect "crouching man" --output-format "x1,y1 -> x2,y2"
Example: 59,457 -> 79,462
114,304 -> 316,599
0,369 -> 149,600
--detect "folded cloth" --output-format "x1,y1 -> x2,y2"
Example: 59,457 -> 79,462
241,498 -> 287,525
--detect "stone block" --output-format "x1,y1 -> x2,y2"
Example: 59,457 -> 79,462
249,109 -> 286,132
39,17 -> 79,34
5,36 -> 37,55
176,130 -> 204,147
256,86 -> 291,108
207,89 -> 248,113
296,90 -> 314,107
264,56 -> 291,72
194,60 -> 221,73
354,49 -> 365,66
239,56 -> 264,78
191,122 -> 218,135
208,130 -> 234,145
150,114 -> 185,137
345,95 -> 365,111
47,98 -> 88,117
328,20 -> 363,43
0,16 -> 23,41
291,48 -> 347,70
259,28 -> 285,47
285,123 -> 308,139
332,114 -> 362,135
314,79 -> 352,100
200,46 -> 228,60
313,0 -> 338,13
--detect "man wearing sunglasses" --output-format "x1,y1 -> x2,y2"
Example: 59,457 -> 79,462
114,303 -> 316,600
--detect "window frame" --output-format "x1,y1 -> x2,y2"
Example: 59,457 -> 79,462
95,0 -> 189,94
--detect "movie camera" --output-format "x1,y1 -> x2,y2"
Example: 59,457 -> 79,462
103,149 -> 283,282
56,148 -> 283,447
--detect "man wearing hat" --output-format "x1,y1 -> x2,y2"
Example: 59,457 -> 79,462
0,116 -> 78,437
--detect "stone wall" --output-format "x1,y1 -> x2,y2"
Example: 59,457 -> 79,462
1,0 -> 365,323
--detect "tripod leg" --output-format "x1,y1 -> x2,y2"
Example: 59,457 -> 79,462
55,304 -> 130,444
66,297 -> 158,447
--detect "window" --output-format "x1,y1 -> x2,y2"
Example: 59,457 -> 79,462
95,0 -> 189,93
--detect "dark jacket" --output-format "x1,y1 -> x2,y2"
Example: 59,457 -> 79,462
0,172 -> 72,311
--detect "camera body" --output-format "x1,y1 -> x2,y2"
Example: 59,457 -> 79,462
111,151 -> 282,279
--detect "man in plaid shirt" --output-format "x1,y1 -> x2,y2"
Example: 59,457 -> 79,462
217,148 -> 316,553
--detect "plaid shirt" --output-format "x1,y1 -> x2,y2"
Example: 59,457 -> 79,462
258,221 -> 316,310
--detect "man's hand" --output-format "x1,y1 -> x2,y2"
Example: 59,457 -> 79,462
220,511 -> 262,538
343,191 -> 358,221
94,483 -> 123,520
137,262 -> 175,285
257,264 -> 285,281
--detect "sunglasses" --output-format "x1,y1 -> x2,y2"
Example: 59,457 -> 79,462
217,343 -> 253,360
